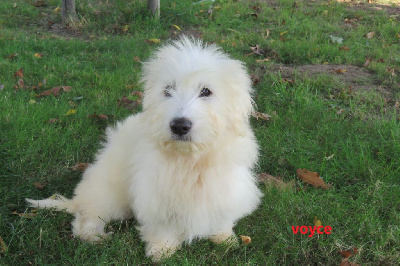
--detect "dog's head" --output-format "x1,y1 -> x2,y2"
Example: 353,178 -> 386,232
141,37 -> 254,153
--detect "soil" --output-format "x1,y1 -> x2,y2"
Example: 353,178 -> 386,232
269,64 -> 389,94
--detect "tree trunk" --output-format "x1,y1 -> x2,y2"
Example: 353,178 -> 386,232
147,0 -> 160,18
62,0 -> 77,27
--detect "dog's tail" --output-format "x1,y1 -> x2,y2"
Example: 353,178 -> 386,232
26,194 -> 76,214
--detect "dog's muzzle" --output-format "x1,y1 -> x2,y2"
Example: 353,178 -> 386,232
170,117 -> 192,139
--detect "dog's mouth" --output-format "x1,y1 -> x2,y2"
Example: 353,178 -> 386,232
161,139 -> 206,153
171,135 -> 192,142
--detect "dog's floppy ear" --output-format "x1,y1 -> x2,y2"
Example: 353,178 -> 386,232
223,60 -> 254,136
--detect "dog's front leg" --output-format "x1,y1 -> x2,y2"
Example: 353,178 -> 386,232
140,224 -> 184,262
209,223 -> 238,247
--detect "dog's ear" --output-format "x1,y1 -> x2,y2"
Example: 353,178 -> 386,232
224,61 -> 254,137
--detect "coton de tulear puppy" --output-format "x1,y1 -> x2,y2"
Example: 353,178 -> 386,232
27,37 -> 262,261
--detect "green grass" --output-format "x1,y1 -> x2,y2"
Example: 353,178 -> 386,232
1,0 -> 400,264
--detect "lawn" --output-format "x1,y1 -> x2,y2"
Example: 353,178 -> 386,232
1,0 -> 399,264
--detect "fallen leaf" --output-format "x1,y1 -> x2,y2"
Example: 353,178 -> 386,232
39,87 -> 61,97
172,24 -> 181,31
280,30 -> 288,36
314,216 -> 322,227
145,38 -> 161,44
133,56 -> 141,62
250,74 -> 261,86
339,46 -> 350,51
338,247 -> 358,259
53,6 -> 61,13
47,118 -> 59,124
34,53 -> 43,58
259,173 -> 295,190
117,96 -> 141,110
255,58 -> 270,63
12,211 -> 37,219
340,261 -> 361,266
363,57 -> 372,67
6,53 -> 18,60
249,45 -> 266,56
122,25 -> 129,33
386,67 -> 396,77
34,0 -> 47,7
366,31 -> 375,39
70,162 -> 90,171
14,68 -> 24,78
61,86 -> 72,92
0,236 -> 8,254
17,79 -> 24,89
34,182 -> 44,190
28,99 -> 37,104
66,109 -> 76,115
88,113 -> 109,120
252,111 -> 272,121
240,235 -> 251,245
296,169 -> 330,189
333,69 -> 347,74
68,100 -> 77,108
282,78 -> 295,85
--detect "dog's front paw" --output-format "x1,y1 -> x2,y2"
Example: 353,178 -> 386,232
145,241 -> 180,262
209,231 -> 239,247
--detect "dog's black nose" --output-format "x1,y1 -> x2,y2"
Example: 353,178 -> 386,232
170,117 -> 192,136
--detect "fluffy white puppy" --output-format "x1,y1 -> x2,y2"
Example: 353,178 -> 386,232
27,37 -> 262,261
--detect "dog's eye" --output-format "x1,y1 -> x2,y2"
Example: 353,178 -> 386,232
199,87 -> 212,98
164,85 -> 173,98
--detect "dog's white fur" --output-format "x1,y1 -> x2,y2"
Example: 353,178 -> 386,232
27,37 -> 262,261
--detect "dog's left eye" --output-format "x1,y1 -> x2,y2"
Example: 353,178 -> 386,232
164,85 -> 173,98
199,87 -> 212,98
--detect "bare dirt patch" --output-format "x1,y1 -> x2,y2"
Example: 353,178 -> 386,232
269,64 -> 391,97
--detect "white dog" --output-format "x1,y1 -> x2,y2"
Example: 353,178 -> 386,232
27,37 -> 262,261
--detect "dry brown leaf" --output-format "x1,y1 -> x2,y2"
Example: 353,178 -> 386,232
250,74 -> 261,86
363,57 -> 372,67
239,235 -> 251,245
88,113 -> 109,120
33,182 -> 44,190
70,162 -> 90,171
282,78 -> 295,85
133,56 -> 141,62
255,58 -> 270,63
17,79 -> 24,89
14,68 -> 24,78
0,236 -> 8,254
333,69 -> 347,74
366,32 -> 375,39
252,111 -> 272,121
250,45 -> 266,56
259,173 -> 295,190
340,261 -> 361,266
12,211 -> 37,219
117,96 -> 141,110
39,87 -> 61,97
296,169 -> 330,189
47,118 -> 59,124
62,86 -> 72,92
387,67 -> 396,77
339,46 -> 350,51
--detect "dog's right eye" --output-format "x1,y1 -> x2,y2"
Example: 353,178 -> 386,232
164,85 -> 173,98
